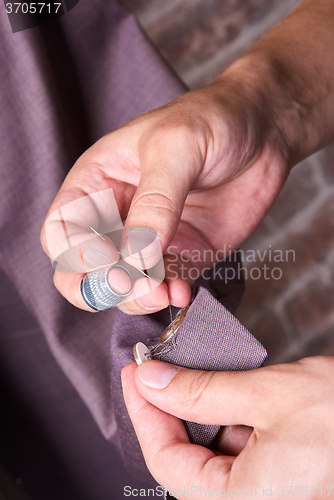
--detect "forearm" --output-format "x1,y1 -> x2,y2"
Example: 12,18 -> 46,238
216,0 -> 334,167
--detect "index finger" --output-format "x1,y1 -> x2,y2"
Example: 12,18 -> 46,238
122,363 -> 234,498
41,187 -> 122,273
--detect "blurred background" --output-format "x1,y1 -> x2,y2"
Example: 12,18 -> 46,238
120,0 -> 334,365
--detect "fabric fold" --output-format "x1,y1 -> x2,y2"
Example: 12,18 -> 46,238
110,257 -> 264,480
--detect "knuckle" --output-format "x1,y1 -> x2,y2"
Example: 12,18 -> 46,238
132,191 -> 176,212
147,439 -> 175,476
142,111 -> 207,158
185,370 -> 216,410
148,118 -> 191,143
131,191 -> 178,217
117,303 -> 143,315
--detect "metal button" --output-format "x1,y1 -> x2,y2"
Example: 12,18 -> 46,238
159,304 -> 190,343
133,342 -> 152,365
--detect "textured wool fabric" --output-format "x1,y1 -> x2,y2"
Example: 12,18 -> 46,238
150,287 -> 267,446
0,0 -> 265,496
0,0 -> 186,497
110,257 -> 247,481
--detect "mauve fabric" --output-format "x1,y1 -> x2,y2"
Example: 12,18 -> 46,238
109,258 -> 249,480
150,287 -> 267,447
0,1 -> 264,497
0,0 -> 185,497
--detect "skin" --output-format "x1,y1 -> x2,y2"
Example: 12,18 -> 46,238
40,78 -> 289,313
122,356 -> 334,499
40,0 -> 334,490
40,0 -> 334,315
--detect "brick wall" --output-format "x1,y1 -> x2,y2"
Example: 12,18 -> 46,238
121,0 -> 334,365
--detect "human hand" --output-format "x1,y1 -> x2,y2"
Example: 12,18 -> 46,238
122,356 -> 334,498
40,62 -> 289,314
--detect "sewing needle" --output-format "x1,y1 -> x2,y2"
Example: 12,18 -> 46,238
89,226 -> 151,279
89,226 -> 105,240
168,293 -> 175,337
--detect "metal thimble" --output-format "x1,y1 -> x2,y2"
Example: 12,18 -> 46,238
81,264 -> 133,311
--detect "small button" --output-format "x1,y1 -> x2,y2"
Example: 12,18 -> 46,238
159,304 -> 190,343
133,342 -> 152,365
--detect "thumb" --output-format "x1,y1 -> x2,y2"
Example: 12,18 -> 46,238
135,360 -> 275,429
123,130 -> 204,257
122,362 -> 233,496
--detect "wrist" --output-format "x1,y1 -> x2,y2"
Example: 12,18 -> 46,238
203,57 -> 290,176
214,54 -> 300,168
216,0 -> 334,167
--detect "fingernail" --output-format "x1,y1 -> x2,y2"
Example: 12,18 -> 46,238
83,248 -> 112,268
107,266 -> 133,295
136,293 -> 162,311
121,226 -> 157,250
120,227 -> 161,261
138,361 -> 180,389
